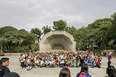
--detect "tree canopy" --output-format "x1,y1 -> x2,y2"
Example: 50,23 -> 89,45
53,20 -> 67,31
42,25 -> 51,34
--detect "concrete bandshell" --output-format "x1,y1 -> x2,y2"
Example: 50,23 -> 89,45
39,31 -> 76,52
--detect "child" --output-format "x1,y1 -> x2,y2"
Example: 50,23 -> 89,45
76,59 -> 80,68
96,59 -> 101,68
87,58 -> 91,66
65,59 -> 70,67
91,59 -> 96,68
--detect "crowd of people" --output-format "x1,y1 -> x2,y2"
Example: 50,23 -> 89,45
19,51 -> 103,70
0,51 -> 116,77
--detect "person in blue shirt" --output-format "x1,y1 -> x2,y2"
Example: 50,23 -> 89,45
108,52 -> 112,66
87,58 -> 91,66
76,63 -> 92,77
45,59 -> 50,67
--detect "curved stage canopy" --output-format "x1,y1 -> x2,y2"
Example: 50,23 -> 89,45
39,31 -> 76,52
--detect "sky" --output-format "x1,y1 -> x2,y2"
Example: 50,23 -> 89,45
0,0 -> 116,31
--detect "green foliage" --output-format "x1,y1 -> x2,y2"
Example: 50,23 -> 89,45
19,29 -> 28,33
66,26 -> 77,37
108,40 -> 114,46
107,12 -> 116,50
0,26 -> 17,36
111,12 -> 116,20
86,18 -> 113,51
21,45 -> 30,52
22,33 -> 36,46
0,26 -> 37,53
88,18 -> 112,33
109,13 -> 116,39
31,43 -> 39,51
53,20 -> 67,30
74,27 -> 89,50
42,25 -> 51,34
31,28 -> 42,42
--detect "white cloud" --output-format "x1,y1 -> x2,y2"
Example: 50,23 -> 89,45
0,0 -> 116,31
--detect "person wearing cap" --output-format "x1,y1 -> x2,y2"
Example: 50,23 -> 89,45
0,57 -> 10,77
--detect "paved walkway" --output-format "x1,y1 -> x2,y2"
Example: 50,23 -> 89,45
0,56 -> 116,77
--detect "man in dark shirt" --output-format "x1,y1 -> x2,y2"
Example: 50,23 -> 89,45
0,57 -> 10,77
5,72 -> 20,77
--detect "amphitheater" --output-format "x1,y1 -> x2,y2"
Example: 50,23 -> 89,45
0,55 -> 116,77
39,31 -> 76,52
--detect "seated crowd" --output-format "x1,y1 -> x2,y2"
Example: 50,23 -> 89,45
19,51 -> 102,70
1,52 -> 116,77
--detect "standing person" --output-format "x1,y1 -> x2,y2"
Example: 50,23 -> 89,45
76,64 -> 92,77
0,57 -> 10,77
108,52 -> 112,66
59,67 -> 71,77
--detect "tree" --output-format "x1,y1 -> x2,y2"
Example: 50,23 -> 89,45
22,33 -> 36,46
109,12 -> 116,39
53,20 -> 67,30
42,25 -> 51,34
2,30 -> 20,52
88,18 -> 112,33
66,26 -> 77,37
108,13 -> 116,50
87,18 -> 112,51
19,29 -> 28,33
0,26 -> 19,52
0,26 -> 17,36
31,28 -> 42,42
75,27 -> 89,51
0,26 -> 37,52
95,29 -> 107,50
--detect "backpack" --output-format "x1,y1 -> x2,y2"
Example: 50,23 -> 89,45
79,72 -> 86,77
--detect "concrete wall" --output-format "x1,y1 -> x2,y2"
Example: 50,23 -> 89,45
39,31 -> 76,52
4,53 -> 21,56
